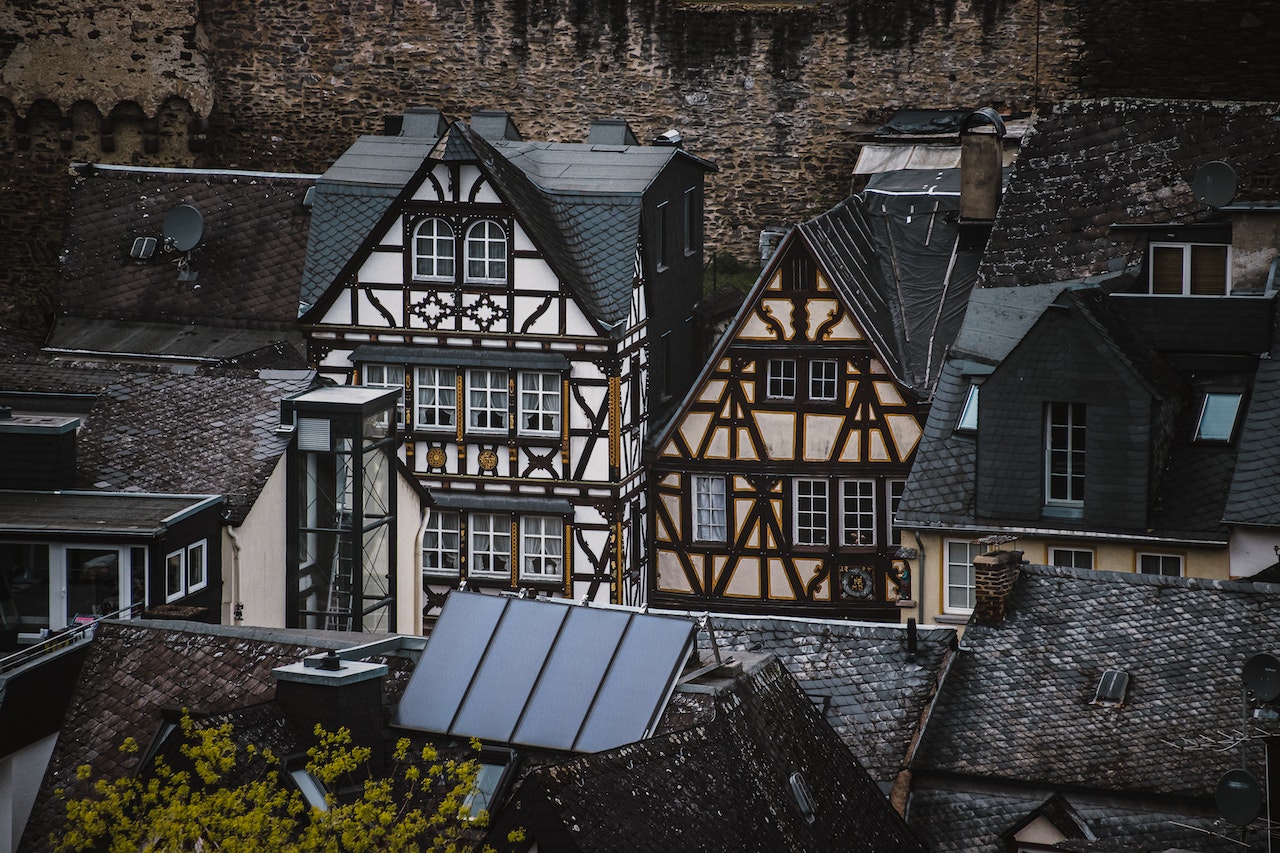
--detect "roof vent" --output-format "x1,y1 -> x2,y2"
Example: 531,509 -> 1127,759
1093,669 -> 1129,706
652,129 -> 682,147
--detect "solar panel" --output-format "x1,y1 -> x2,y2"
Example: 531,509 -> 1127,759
394,592 -> 694,753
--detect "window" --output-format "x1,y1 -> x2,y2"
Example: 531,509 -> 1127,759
656,202 -> 669,269
767,359 -> 797,400
693,475 -> 727,542
186,541 -> 207,593
1195,391 -> 1244,442
467,369 -> 508,432
415,367 -> 457,430
165,549 -> 184,603
469,514 -> 511,576
465,220 -> 507,283
1049,547 -> 1094,570
841,480 -> 876,546
1149,243 -> 1229,295
887,480 -> 906,547
1138,552 -> 1182,577
945,540 -> 985,613
1045,402 -> 1085,507
520,516 -> 563,580
413,218 -> 455,280
794,479 -> 829,547
683,188 -> 700,254
782,254 -> 816,292
422,511 -> 460,575
956,384 -> 979,432
519,372 -> 561,435
362,364 -> 406,426
165,539 -> 209,603
809,360 -> 838,401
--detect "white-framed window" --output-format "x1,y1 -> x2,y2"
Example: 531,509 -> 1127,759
956,384 -> 979,433
656,201 -> 669,269
809,359 -> 838,401
1045,402 -> 1085,506
945,540 -> 985,613
841,480 -> 876,546
362,364 -> 406,426
693,475 -> 727,542
186,541 -> 207,594
469,513 -> 511,577
794,479 -> 829,547
165,549 -> 185,603
1149,242 -> 1230,295
887,479 -> 906,547
465,220 -> 507,283
422,511 -> 460,575
1138,552 -> 1182,577
519,372 -> 561,435
413,217 -> 455,280
520,516 -> 563,580
415,367 -> 457,430
1049,547 -> 1094,570
767,359 -> 797,400
467,369 -> 508,432
1195,391 -> 1244,442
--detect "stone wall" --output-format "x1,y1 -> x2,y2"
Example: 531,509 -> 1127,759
2,0 -> 1279,344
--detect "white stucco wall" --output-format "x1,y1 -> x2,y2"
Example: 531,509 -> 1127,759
223,458 -> 289,629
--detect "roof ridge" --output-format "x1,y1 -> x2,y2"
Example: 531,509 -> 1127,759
1020,561 -> 1280,595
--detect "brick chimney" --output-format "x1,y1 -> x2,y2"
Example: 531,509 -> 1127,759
972,549 -> 1023,625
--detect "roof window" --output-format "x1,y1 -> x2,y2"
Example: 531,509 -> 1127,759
955,384 -> 979,433
1092,669 -> 1129,707
789,771 -> 817,824
1194,391 -> 1244,442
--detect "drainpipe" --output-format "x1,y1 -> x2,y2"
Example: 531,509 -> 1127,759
226,525 -> 243,623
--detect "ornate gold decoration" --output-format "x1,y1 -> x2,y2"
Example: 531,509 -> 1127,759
478,449 -> 498,471
425,447 -> 447,469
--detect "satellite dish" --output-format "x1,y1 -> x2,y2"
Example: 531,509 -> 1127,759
1192,161 -> 1238,208
1216,768 -> 1263,827
1243,652 -> 1280,701
163,204 -> 205,252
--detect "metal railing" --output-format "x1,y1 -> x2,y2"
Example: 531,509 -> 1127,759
0,602 -> 143,677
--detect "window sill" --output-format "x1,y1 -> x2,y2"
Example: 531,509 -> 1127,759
936,613 -> 971,625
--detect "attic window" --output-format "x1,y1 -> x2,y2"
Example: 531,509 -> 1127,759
1093,669 -> 1129,707
782,254 -> 815,292
1194,392 -> 1244,442
955,384 -> 979,433
789,771 -> 817,824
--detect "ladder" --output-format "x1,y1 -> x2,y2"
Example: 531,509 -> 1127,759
324,530 -> 355,632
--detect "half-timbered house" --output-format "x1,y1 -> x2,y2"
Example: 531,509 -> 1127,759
298,111 -> 714,624
648,171 -> 979,619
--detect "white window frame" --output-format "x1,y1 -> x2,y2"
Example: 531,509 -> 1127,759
1045,402 -> 1085,507
164,548 -> 185,603
1137,552 -> 1183,577
465,220 -> 507,284
809,359 -> 838,401
841,480 -> 876,546
1194,391 -> 1244,442
794,479 -> 829,547
1048,547 -> 1094,570
518,371 -> 561,436
945,540 -> 984,614
468,513 -> 511,578
467,369 -> 508,433
692,475 -> 727,543
767,358 -> 797,400
1149,242 -> 1231,296
956,383 -> 979,433
520,516 -> 563,581
422,511 -> 460,576
186,540 -> 208,594
887,479 -> 906,547
362,364 -> 406,427
415,366 -> 456,431
412,217 -> 455,281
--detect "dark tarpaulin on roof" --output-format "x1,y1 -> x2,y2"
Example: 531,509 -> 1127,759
877,110 -> 973,136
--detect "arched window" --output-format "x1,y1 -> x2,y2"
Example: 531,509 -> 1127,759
465,220 -> 508,283
413,218 -> 454,280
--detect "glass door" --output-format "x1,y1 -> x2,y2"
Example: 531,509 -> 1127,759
61,546 -> 128,628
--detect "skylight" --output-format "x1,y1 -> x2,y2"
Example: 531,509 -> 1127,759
1195,392 -> 1243,442
1093,669 -> 1129,707
955,384 -> 979,432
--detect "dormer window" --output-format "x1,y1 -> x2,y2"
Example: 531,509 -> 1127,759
413,218 -> 455,280
465,220 -> 508,284
1149,242 -> 1230,295
1194,391 -> 1244,442
1044,402 -> 1085,511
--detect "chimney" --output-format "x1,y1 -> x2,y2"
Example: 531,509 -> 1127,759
0,414 -> 79,490
959,107 -> 1006,252
972,549 -> 1023,625
273,651 -> 389,774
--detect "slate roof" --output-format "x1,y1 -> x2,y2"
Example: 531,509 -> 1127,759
494,655 -> 928,853
797,170 -> 979,396
979,99 -> 1280,288
19,620 -> 414,853
912,564 -> 1280,798
1224,306 -> 1280,528
75,369 -> 317,524
55,165 -> 316,357
0,491 -> 219,536
695,614 -> 955,787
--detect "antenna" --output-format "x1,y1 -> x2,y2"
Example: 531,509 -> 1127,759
1192,161 -> 1238,208
162,204 -> 205,252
